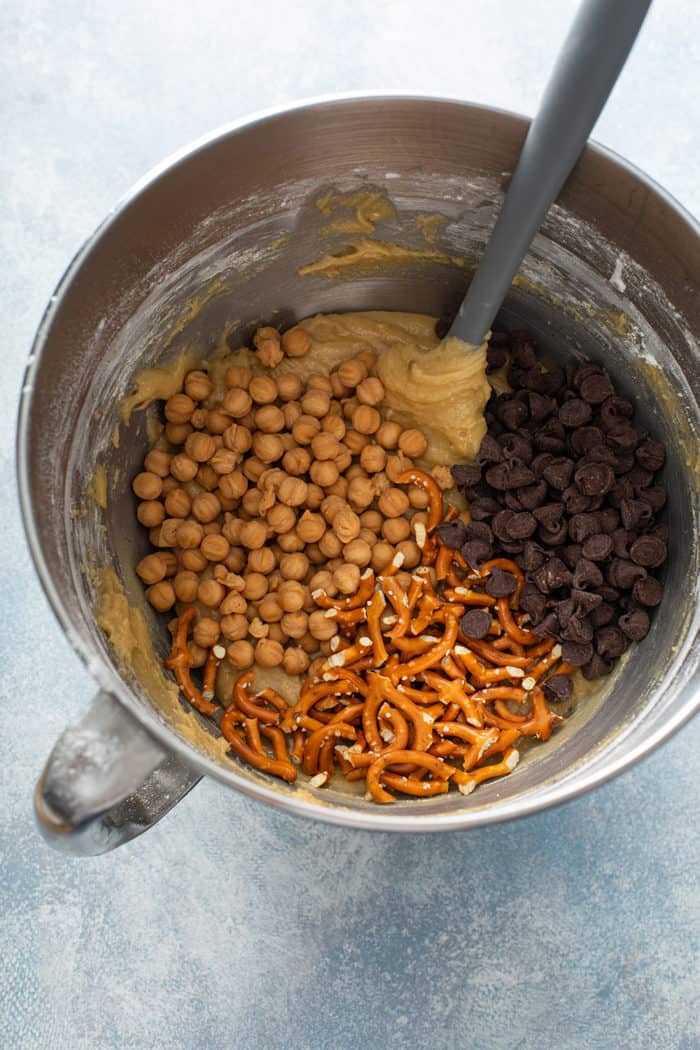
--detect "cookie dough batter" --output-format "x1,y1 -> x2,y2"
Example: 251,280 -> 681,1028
279,311 -> 490,465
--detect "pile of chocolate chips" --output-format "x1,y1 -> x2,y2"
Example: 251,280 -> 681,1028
440,330 -> 668,689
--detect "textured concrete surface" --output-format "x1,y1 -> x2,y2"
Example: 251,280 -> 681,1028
2,2 -> 699,1047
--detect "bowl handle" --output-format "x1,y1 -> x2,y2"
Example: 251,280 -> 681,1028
34,690 -> 201,855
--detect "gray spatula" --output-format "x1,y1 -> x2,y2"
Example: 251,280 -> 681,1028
449,0 -> 652,347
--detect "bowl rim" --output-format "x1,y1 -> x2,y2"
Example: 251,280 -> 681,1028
16,91 -> 700,832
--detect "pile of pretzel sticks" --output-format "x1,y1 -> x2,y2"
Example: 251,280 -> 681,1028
166,469 -> 573,803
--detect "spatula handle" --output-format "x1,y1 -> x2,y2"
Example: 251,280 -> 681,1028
450,0 -> 652,346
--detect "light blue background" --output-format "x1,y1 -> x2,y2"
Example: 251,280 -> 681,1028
2,2 -> 698,1047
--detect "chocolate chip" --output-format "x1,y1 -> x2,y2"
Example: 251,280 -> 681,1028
559,398 -> 593,428
543,457 -> 575,491
463,484 -> 491,502
516,480 -> 548,510
489,330 -> 510,346
571,426 -> 605,455
611,453 -> 636,476
461,540 -> 491,569
618,608 -> 651,641
611,528 -> 636,559
500,433 -> 533,463
464,522 -> 493,545
486,344 -> 508,372
528,392 -> 557,421
533,557 -> 572,594
506,511 -> 537,539
485,461 -> 537,492
531,452 -> 554,478
512,365 -> 549,394
520,541 -> 547,572
568,513 -> 600,543
629,535 -> 667,568
633,576 -> 663,607
435,520 -> 467,549
533,612 -> 560,638
552,595 -> 574,625
581,652 -> 613,680
585,444 -> 617,467
573,363 -> 605,389
650,523 -> 669,542
562,543 -> 583,569
496,398 -> 529,431
539,367 -> 566,398
573,558 -> 604,589
477,434 -> 504,464
504,461 -> 537,489
561,614 -> 594,644
635,439 -> 665,473
533,502 -> 564,531
561,641 -> 595,666
607,559 -> 647,590
623,498 -> 655,531
468,496 -> 502,521
543,675 -> 573,702
492,510 -> 516,543
510,332 -> 538,368
561,485 -> 595,515
538,521 -> 570,546
504,491 -> 525,512
580,372 -> 614,404
574,461 -> 615,496
484,463 -> 510,491
499,540 -> 525,555
607,478 -> 635,509
590,601 -> 616,628
598,585 -> 621,603
599,396 -> 634,428
519,586 -> 547,623
581,534 -> 613,561
451,463 -> 482,489
625,465 -> 654,491
606,422 -> 640,451
484,567 -> 517,598
643,485 -> 667,512
535,436 -> 570,457
534,420 -> 568,455
571,588 -> 603,615
597,508 -> 620,534
460,609 -> 492,639
595,626 -> 627,661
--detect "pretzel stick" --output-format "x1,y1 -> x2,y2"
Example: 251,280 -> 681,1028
312,568 -> 375,610
451,747 -> 520,794
396,470 -> 443,531
366,749 -> 453,804
165,608 -> 218,716
220,709 -> 297,782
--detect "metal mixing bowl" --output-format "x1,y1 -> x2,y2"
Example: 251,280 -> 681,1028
18,95 -> 700,854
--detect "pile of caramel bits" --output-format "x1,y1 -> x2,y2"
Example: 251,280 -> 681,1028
166,466 -> 573,803
133,323 -> 448,685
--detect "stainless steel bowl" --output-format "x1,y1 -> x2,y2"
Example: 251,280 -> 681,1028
18,95 -> 700,854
